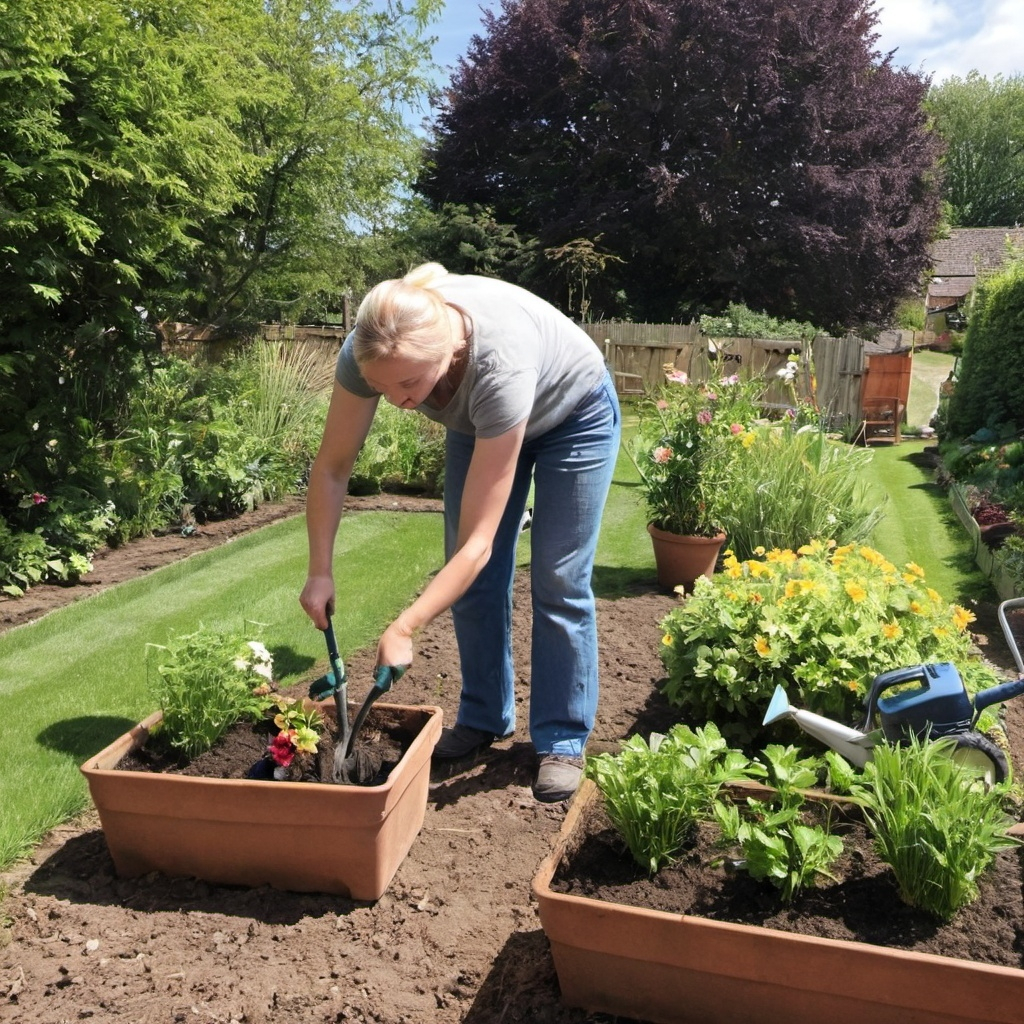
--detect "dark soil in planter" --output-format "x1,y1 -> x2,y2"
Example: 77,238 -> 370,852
553,796 -> 1024,969
116,705 -> 410,787
2,493 -> 1024,1023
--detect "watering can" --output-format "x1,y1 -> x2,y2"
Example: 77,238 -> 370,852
763,598 -> 1024,784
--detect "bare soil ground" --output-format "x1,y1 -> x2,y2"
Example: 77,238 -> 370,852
2,495 -> 1023,1024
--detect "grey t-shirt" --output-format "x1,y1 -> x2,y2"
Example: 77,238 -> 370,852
335,275 -> 607,441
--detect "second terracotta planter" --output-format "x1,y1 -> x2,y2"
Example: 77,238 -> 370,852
533,780 -> 1024,1024
80,701 -> 442,900
647,523 -> 726,592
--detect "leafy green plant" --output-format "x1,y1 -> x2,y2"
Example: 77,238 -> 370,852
851,735 -> 1019,921
0,490 -> 116,595
659,541 -> 998,739
1002,528 -> 1024,591
714,745 -> 842,903
148,625 -> 276,760
699,303 -> 818,341
721,422 -> 884,560
351,402 -> 446,496
628,367 -> 767,536
585,722 -> 763,873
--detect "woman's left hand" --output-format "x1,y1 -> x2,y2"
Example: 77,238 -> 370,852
377,617 -> 415,672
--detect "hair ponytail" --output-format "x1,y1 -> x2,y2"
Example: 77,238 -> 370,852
402,262 -> 449,288
353,263 -> 457,365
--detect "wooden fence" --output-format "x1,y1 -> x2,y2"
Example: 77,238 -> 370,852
161,319 -> 878,428
579,322 -> 869,425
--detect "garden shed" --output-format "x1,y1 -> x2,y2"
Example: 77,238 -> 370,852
926,227 -> 1024,334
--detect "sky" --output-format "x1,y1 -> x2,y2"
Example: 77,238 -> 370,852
426,0 -> 1024,88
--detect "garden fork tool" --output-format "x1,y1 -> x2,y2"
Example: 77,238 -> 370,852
333,663 -> 407,784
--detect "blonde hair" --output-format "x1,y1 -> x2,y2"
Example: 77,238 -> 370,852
353,263 -> 458,365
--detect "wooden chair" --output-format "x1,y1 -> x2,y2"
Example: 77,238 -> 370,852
857,396 -> 903,445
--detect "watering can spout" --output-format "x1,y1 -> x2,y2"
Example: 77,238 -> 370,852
762,685 -> 877,767
763,684 -> 794,727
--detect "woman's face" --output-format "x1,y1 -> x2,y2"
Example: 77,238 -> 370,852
361,352 -> 446,410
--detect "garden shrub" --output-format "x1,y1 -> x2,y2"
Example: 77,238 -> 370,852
945,256 -> 1024,440
659,541 -> 998,742
699,303 -> 818,341
351,403 -> 446,496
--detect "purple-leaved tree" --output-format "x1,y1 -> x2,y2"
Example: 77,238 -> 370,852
419,0 -> 943,329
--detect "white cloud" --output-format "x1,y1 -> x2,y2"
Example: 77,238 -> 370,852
874,0 -> 1024,82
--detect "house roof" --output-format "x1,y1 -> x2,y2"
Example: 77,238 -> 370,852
926,227 -> 1024,304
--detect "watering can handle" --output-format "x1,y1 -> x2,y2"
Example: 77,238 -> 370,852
973,676 -> 1024,720
862,664 -> 928,730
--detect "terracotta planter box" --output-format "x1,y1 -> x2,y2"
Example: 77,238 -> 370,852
533,780 -> 1024,1024
81,702 -> 442,900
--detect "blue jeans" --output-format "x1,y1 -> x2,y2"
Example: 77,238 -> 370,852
443,372 -> 621,757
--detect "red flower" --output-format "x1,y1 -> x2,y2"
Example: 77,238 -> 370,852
268,730 -> 296,767
32,492 -> 47,504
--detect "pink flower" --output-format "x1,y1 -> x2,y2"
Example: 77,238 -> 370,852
730,423 -> 743,434
269,731 -> 296,767
656,400 -> 669,410
652,446 -> 673,463
784,408 -> 797,420
32,492 -> 47,505
720,374 -> 739,385
666,370 -> 689,384
696,410 -> 713,426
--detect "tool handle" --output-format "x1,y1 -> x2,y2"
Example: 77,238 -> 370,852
373,663 -> 407,693
974,676 -> 1024,720
323,611 -> 341,663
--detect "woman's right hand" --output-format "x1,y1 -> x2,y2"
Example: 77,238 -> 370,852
299,575 -> 336,631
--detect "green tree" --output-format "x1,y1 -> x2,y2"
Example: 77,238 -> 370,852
1,0 -> 254,529
926,73 -> 1024,228
178,0 -> 442,326
0,0 -> 439,549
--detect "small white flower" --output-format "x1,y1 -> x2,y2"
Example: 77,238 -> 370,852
252,661 -> 273,683
246,640 -> 271,664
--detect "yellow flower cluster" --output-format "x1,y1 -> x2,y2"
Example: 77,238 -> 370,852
716,542 -> 975,637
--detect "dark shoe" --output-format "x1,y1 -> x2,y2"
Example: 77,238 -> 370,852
533,754 -> 584,803
432,724 -> 496,761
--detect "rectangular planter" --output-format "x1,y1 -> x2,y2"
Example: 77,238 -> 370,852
533,780 -> 1024,1024
949,482 -> 1021,600
81,701 -> 442,900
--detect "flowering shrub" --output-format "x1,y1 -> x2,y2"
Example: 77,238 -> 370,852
659,541 -> 998,740
630,367 -> 766,536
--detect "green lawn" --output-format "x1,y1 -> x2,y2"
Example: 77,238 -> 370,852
863,439 -> 993,606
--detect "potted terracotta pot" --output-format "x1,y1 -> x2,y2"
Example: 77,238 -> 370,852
533,779 -> 1024,1024
81,701 -> 442,900
647,523 -> 726,592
